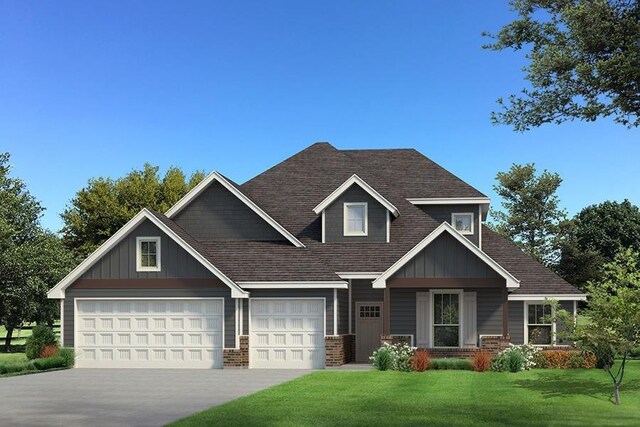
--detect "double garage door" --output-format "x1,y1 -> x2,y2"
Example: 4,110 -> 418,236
75,298 -> 325,369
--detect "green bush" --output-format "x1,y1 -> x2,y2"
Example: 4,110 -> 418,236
492,345 -> 539,372
630,347 -> 640,358
371,346 -> 394,371
32,356 -> 66,371
25,325 -> 58,360
59,347 -> 75,367
429,358 -> 473,371
0,361 -> 35,375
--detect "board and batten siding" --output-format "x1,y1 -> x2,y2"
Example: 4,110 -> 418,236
81,219 -> 212,280
324,185 -> 388,243
417,204 -> 481,246
173,182 -> 284,241
350,279 -> 384,331
392,233 -> 502,279
63,288 -> 236,349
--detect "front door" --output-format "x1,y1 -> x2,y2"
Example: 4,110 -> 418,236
356,302 -> 383,362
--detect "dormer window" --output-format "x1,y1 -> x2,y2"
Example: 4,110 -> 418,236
344,203 -> 368,236
136,237 -> 161,272
451,213 -> 474,235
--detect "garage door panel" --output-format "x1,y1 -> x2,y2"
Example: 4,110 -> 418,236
76,299 -> 224,369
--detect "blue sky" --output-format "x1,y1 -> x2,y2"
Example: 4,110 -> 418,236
1,1 -> 638,232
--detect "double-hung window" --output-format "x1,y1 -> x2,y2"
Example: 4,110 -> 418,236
433,292 -> 460,347
344,203 -> 368,236
527,303 -> 553,345
136,237 -> 161,272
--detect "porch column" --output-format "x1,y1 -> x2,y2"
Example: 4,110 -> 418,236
502,287 -> 509,338
383,287 -> 391,335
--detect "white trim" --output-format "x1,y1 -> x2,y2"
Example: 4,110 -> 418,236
386,210 -> 390,243
372,222 -> 520,289
333,289 -> 338,336
524,301 -> 556,346
47,209 -> 248,299
508,294 -> 587,301
407,197 -> 490,205
60,300 -> 64,346
348,279 -> 352,334
343,202 -> 368,236
238,281 -> 348,289
235,299 -> 239,349
165,172 -> 304,248
478,205 -> 482,250
430,289 -> 464,348
135,236 -> 161,272
321,210 -> 326,243
337,272 -> 382,280
313,174 -> 400,217
239,299 -> 244,336
451,212 -> 474,236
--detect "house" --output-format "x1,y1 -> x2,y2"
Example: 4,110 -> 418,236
47,142 -> 585,369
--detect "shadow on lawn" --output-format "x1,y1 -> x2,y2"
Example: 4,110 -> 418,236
514,371 -> 640,403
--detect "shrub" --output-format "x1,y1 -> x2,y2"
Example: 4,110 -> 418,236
472,351 -> 492,372
59,347 -> 76,367
492,344 -> 539,372
371,346 -> 394,371
429,358 -> 473,370
630,347 -> 640,358
39,344 -> 59,359
581,352 -> 597,369
411,350 -> 431,372
32,356 -> 66,371
25,325 -> 58,360
534,350 -> 597,369
370,342 -> 416,372
0,361 -> 35,375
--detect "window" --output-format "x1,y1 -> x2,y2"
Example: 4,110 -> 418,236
451,213 -> 474,235
433,292 -> 460,347
136,237 -> 161,272
344,203 -> 368,236
527,303 -> 553,345
359,305 -> 381,318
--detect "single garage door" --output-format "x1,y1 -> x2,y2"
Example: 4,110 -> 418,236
75,298 -> 224,368
250,298 -> 325,369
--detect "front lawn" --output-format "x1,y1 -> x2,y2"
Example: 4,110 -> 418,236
0,353 -> 27,364
172,361 -> 640,427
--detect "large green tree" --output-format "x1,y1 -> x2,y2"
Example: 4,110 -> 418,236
61,164 -> 205,257
557,200 -> 640,289
484,0 -> 640,131
490,163 -> 568,266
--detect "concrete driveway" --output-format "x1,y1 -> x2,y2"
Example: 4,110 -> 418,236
0,368 -> 308,427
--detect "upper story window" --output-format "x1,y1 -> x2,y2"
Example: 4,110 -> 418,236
344,202 -> 368,236
451,213 -> 474,235
136,237 -> 161,272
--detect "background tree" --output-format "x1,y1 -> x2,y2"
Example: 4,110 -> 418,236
61,164 -> 205,257
490,163 -> 568,266
557,200 -> 640,289
484,0 -> 640,131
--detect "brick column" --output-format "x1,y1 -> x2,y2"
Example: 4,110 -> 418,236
223,336 -> 249,368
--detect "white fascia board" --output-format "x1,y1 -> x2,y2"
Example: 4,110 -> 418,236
165,171 -> 304,248
312,174 -> 399,218
508,294 -> 587,301
47,209 -> 248,299
372,222 -> 520,289
238,281 -> 348,289
336,272 -> 383,280
406,197 -> 491,205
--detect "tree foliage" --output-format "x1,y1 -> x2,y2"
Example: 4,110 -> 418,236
484,0 -> 640,131
490,163 -> 568,266
61,164 -> 205,257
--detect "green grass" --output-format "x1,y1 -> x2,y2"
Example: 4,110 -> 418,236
171,361 -> 640,427
0,353 -> 27,364
0,323 -> 61,347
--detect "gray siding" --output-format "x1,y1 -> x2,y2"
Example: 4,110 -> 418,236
81,219 -> 212,280
64,288 -> 236,348
509,301 -> 525,344
417,204 -> 480,246
477,288 -> 503,336
324,185 -> 387,243
350,279 -> 384,332
390,288 -> 416,337
242,298 -> 248,335
392,233 -> 501,279
174,182 -> 284,241
248,289 -> 334,335
337,289 -> 349,335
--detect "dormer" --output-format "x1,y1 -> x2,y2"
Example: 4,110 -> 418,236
313,174 -> 399,243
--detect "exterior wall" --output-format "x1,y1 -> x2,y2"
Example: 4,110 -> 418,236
509,301 -> 525,344
350,279 -> 383,332
416,204 -> 481,246
389,288 -> 416,338
337,289 -> 349,335
325,335 -> 355,367
81,219 -> 212,280
173,182 -> 284,241
477,288 -> 504,336
223,336 -> 249,368
64,287 -> 236,349
324,185 -> 387,243
392,233 -> 501,279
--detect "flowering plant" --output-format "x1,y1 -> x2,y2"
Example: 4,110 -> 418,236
370,342 -> 417,372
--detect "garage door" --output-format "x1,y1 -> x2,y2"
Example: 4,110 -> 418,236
75,298 -> 224,368
250,298 -> 325,369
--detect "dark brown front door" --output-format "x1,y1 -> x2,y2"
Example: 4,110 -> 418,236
356,302 -> 383,362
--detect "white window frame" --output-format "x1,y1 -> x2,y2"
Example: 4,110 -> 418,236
136,236 -> 161,272
430,289 -> 464,348
343,202 -> 368,236
524,301 -> 556,346
451,212 -> 474,235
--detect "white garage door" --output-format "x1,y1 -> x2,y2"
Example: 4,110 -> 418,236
250,298 -> 325,369
75,298 -> 224,368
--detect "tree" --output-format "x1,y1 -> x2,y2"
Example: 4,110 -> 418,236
61,164 -> 205,257
557,200 -> 640,289
484,0 -> 640,131
571,248 -> 640,405
490,163 -> 568,266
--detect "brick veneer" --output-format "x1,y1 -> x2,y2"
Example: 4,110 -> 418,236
479,335 -> 511,355
378,334 -> 512,359
223,336 -> 249,368
325,335 -> 355,367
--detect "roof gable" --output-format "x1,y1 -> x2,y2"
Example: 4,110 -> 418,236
313,174 -> 399,217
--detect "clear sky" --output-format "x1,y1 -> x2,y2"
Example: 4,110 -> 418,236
1,1 -> 638,232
